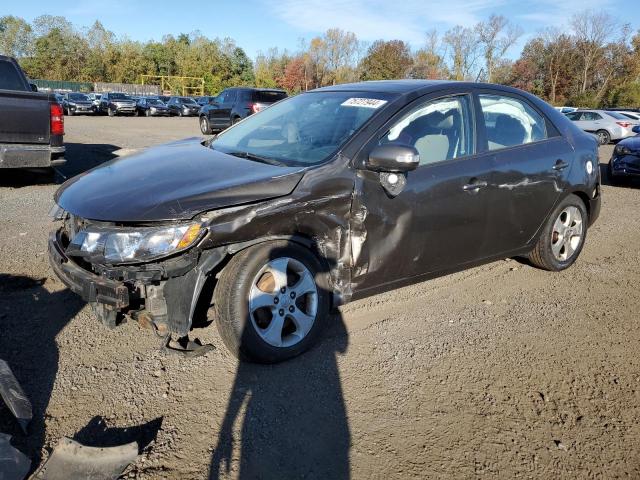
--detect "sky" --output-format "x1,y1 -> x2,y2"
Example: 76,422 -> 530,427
7,0 -> 639,59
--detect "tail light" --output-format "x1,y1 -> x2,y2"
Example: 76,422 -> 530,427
50,103 -> 64,135
249,103 -> 261,114
616,121 -> 631,128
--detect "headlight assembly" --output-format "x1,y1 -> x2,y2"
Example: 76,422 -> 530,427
67,223 -> 205,264
615,144 -> 632,156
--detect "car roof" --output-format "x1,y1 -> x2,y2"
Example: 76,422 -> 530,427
312,80 -> 536,97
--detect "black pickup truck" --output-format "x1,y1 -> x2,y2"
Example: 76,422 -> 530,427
0,55 -> 65,169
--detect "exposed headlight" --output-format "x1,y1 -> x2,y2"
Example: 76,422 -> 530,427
68,223 -> 204,264
615,144 -> 632,156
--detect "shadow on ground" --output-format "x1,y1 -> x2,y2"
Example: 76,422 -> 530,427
0,274 -> 84,469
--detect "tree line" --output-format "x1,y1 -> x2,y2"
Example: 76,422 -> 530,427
1,11 -> 639,107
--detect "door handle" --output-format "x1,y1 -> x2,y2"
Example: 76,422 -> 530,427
553,160 -> 569,171
462,180 -> 488,193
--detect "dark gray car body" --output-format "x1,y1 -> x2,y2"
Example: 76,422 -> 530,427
0,55 -> 65,168
49,81 -> 601,337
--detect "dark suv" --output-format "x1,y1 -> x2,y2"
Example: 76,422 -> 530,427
199,87 -> 287,134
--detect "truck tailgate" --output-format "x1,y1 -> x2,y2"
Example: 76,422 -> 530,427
0,89 -> 50,144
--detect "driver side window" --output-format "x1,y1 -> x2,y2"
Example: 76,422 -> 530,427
379,95 -> 473,166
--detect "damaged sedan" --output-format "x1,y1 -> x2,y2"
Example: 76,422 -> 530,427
49,81 -> 601,363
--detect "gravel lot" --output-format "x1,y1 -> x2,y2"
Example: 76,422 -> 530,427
1,116 -> 640,479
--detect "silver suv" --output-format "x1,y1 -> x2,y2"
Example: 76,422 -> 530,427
566,109 -> 635,145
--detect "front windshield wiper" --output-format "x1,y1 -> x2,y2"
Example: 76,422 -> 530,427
224,150 -> 287,167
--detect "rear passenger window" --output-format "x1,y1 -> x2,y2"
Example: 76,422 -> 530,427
226,90 -> 237,103
0,61 -> 26,91
479,94 -> 547,151
379,95 -> 473,166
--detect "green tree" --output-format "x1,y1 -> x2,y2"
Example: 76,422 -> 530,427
359,40 -> 412,80
0,16 -> 33,58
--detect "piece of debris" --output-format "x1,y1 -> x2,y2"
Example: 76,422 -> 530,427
162,334 -> 214,358
33,437 -> 138,480
0,433 -> 31,480
553,439 -> 567,451
0,359 -> 32,433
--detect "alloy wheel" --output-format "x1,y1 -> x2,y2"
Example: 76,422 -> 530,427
551,206 -> 583,262
248,257 -> 318,348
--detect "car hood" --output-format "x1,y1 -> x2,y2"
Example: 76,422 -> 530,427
55,138 -> 306,222
619,134 -> 640,151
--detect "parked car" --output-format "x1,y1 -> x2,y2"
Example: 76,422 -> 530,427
609,125 -> 640,182
158,95 -> 171,104
565,109 -> 635,144
166,96 -> 201,117
62,92 -> 95,116
49,80 -> 601,363
0,55 -> 65,169
555,106 -> 577,114
98,92 -> 137,116
87,93 -> 102,112
136,97 -> 170,117
54,92 -> 65,104
199,87 -> 288,134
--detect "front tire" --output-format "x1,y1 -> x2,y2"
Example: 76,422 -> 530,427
108,108 -> 115,117
213,241 -> 330,363
528,194 -> 588,271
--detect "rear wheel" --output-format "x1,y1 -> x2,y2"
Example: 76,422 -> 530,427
596,129 -> 611,145
200,116 -> 212,134
528,194 -> 588,271
213,241 -> 330,363
231,116 -> 241,125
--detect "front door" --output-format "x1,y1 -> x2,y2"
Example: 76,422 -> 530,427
352,91 -> 495,293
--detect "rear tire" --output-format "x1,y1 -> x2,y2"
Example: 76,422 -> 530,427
528,194 -> 588,271
231,116 -> 241,125
596,129 -> 611,145
213,241 -> 330,363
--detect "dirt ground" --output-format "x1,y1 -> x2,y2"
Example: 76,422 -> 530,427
1,116 -> 640,479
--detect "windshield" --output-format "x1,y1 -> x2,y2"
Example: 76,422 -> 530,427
69,93 -> 89,101
180,97 -> 196,104
211,91 -> 393,166
110,93 -> 131,100
147,99 -> 163,105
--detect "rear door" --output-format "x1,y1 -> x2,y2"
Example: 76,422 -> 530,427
476,91 -> 570,254
208,90 -> 229,127
0,58 -> 50,144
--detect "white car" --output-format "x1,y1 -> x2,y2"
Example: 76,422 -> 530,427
565,109 -> 636,145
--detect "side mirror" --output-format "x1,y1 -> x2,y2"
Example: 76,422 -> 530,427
366,144 -> 420,172
29,83 -> 38,92
633,125 -> 640,134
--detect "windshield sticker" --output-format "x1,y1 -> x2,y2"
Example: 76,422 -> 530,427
341,98 -> 388,109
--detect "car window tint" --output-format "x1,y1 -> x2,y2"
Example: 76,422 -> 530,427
0,61 -> 26,91
566,112 -> 580,121
216,91 -> 227,103
226,90 -> 237,103
255,91 -> 287,103
379,95 -> 473,166
479,94 -> 547,150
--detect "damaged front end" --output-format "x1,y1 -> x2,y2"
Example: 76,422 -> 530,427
47,209 -> 226,336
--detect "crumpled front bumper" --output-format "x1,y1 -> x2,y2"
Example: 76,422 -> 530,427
48,227 -> 226,336
611,154 -> 640,177
48,230 -> 129,308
